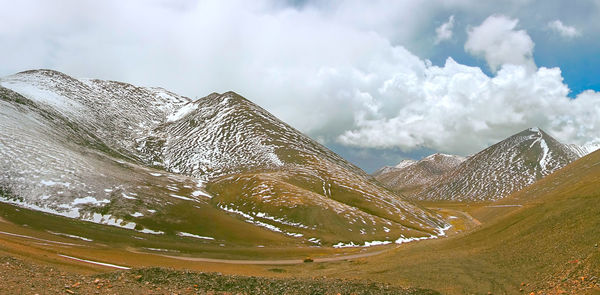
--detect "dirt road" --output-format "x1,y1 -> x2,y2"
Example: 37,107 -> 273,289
146,248 -> 391,265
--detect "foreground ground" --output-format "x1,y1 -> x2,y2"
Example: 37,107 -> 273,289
1,151 -> 600,294
0,256 -> 441,295
0,196 -> 598,295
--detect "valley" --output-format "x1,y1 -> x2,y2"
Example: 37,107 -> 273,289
1,70 -> 599,294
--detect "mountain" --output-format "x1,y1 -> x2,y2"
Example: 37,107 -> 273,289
0,69 -> 447,246
415,127 -> 580,201
373,160 -> 416,177
373,154 -> 465,195
567,142 -> 600,157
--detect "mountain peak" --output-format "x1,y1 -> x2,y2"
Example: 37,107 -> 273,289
394,159 -> 417,169
521,127 -> 552,138
417,128 -> 580,201
15,68 -> 69,77
374,153 -> 465,195
6,69 -> 80,85
423,153 -> 465,162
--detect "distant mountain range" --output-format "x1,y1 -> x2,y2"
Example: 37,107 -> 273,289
0,69 -> 447,247
373,153 -> 465,195
375,127 -> 597,201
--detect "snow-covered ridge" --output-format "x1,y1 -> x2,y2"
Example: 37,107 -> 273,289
373,153 -> 465,195
394,160 -> 417,169
567,142 -> 600,157
416,128 -> 580,201
1,69 -> 191,162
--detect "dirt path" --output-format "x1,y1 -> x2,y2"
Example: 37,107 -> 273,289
0,226 -> 394,268
0,256 -> 433,295
0,230 -> 85,247
0,206 -> 479,269
428,207 -> 482,227
130,247 -> 391,265
445,208 -> 482,226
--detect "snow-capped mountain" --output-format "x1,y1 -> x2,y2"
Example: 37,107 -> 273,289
416,128 -> 580,201
373,154 -> 465,195
566,143 -> 600,157
0,69 -> 448,246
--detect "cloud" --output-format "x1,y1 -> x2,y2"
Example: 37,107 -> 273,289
465,15 -> 535,72
0,1 -> 599,161
547,20 -> 581,38
435,15 -> 455,44
338,59 -> 600,154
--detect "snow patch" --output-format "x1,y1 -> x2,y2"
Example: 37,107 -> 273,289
169,194 -> 194,201
167,102 -> 198,122
538,138 -> 550,172
191,190 -> 212,198
47,231 -> 93,242
137,228 -> 164,235
58,254 -> 130,270
177,232 -> 215,240
333,223 -> 452,248
121,192 -> 137,200
72,197 -> 110,206
40,180 -> 70,187
89,213 -> 136,229
394,236 -> 431,244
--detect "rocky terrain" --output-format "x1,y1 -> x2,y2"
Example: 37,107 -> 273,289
0,256 -> 438,295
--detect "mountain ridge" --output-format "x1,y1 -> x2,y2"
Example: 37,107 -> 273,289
0,69 -> 448,247
415,127 -> 580,201
373,153 -> 465,195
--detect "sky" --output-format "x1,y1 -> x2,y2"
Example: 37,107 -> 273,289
1,0 -> 600,172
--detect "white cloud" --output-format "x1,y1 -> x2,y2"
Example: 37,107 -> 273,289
547,20 -> 581,38
0,1 -> 599,159
435,15 -> 455,44
339,59 -> 600,154
465,15 -> 535,72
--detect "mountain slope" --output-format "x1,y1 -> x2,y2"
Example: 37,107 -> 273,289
326,150 -> 600,295
567,142 -> 600,157
416,128 -> 579,201
0,69 -> 447,246
373,154 -> 465,195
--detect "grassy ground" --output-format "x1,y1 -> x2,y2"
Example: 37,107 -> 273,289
0,202 -> 380,261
